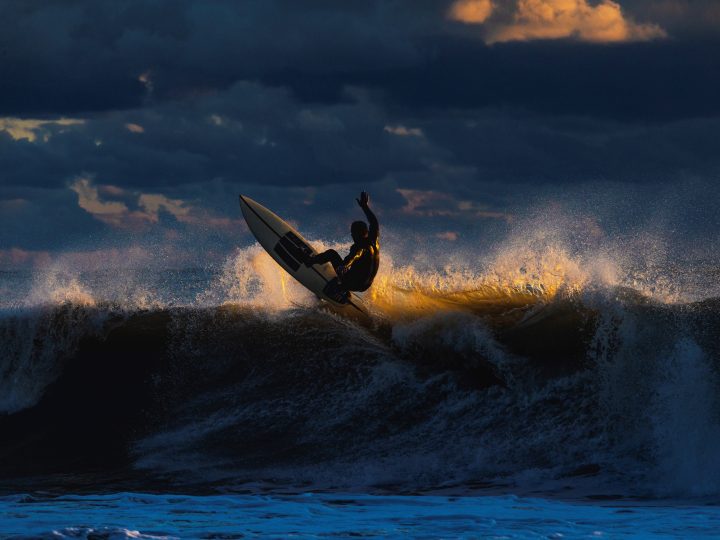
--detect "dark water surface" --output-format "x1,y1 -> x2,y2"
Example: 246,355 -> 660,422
3,492 -> 720,539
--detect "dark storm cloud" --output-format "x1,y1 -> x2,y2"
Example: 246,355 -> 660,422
2,0 -> 720,255
621,0 -> 720,37
367,38 -> 720,122
0,0 -> 423,115
1,0 -> 719,120
0,81 -> 438,191
0,1 -> 148,115
419,110 -> 720,183
2,78 -> 720,206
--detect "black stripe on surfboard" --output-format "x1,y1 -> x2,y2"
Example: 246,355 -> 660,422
239,195 -> 366,315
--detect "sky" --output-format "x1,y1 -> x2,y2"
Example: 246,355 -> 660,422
1,0 -> 720,269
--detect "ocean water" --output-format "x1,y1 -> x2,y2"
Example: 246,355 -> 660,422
3,231 -> 720,537
2,492 -> 720,539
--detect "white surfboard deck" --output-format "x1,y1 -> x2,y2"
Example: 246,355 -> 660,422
239,195 -> 368,317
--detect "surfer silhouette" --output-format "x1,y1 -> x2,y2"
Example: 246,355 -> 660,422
305,191 -> 379,303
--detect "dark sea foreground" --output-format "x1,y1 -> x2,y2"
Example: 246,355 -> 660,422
3,492 -> 720,539
3,261 -> 720,538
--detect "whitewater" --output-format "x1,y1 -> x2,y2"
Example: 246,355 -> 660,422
2,216 -> 720,538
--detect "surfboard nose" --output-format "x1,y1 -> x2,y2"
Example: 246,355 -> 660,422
239,195 -> 254,213
238,195 -> 252,221
239,194 -> 258,208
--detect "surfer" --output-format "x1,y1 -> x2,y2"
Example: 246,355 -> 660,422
305,191 -> 379,302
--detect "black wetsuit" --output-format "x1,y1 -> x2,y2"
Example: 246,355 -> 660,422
309,205 -> 379,297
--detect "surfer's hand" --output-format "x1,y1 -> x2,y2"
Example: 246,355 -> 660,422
356,191 -> 369,208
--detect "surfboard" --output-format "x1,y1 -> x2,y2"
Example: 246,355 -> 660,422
239,195 -> 368,317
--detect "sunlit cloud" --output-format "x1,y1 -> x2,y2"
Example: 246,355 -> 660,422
449,0 -> 494,24
494,0 -> 666,43
99,185 -> 125,197
138,70 -> 154,94
125,123 -> 145,133
71,177 -> 129,218
398,188 -> 458,216
436,231 -> 460,241
397,188 -> 511,221
450,0 -> 666,44
138,193 -> 190,222
0,117 -> 84,142
384,125 -> 424,137
69,177 -> 243,231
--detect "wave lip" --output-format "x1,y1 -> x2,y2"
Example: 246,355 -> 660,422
1,281 -> 720,498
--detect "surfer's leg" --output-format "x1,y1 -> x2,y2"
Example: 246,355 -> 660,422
338,275 -> 363,292
323,277 -> 350,303
306,249 -> 343,270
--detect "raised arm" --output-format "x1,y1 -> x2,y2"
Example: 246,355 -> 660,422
356,191 -> 379,243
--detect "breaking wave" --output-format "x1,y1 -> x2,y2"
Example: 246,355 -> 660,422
2,232 -> 720,499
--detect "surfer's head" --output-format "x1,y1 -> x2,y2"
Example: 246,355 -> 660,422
351,221 -> 368,243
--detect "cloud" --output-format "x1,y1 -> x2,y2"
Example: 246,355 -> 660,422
618,1 -> 720,38
436,231 -> 460,241
449,0 -> 494,23
71,177 -> 180,229
68,177 -> 243,232
398,188 -> 510,221
453,0 -> 667,43
0,0 -> 718,260
384,125 -> 424,137
0,0 -> 709,126
398,188 -> 459,216
71,177 -> 129,219
0,0 -> 422,116
138,193 -> 190,222
0,117 -> 84,142
125,123 -> 145,133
